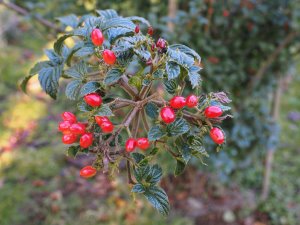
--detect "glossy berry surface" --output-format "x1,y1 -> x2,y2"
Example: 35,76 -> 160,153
91,28 -> 104,46
204,106 -> 223,118
69,123 -> 86,135
186,95 -> 198,108
58,120 -> 72,132
95,116 -> 110,126
80,166 -> 97,178
84,93 -> 102,107
169,96 -> 186,109
135,24 -> 140,33
210,127 -> 225,145
125,138 -> 137,152
137,138 -> 150,150
62,133 -> 77,144
147,26 -> 154,35
160,107 -> 176,124
61,112 -> 77,123
103,50 -> 116,65
80,133 -> 93,148
100,121 -> 114,133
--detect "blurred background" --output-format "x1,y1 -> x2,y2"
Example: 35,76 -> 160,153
0,0 -> 300,224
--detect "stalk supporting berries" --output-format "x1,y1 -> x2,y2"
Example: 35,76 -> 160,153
103,50 -> 116,65
169,96 -> 186,109
80,133 -> 94,148
125,138 -> 137,152
204,106 -> 223,118
137,138 -> 150,150
62,133 -> 77,144
186,95 -> 198,108
210,127 -> 225,145
61,112 -> 77,123
91,28 -> 104,46
84,93 -> 102,107
80,166 -> 97,178
160,106 -> 176,124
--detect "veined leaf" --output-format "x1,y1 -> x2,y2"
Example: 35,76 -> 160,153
104,68 -> 123,85
167,118 -> 190,136
56,14 -> 79,29
79,81 -> 101,97
95,104 -> 114,116
166,61 -> 180,80
148,125 -> 166,141
65,80 -> 81,100
169,44 -> 201,63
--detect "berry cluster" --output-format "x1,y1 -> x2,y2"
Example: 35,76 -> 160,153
125,137 -> 150,152
160,94 -> 225,145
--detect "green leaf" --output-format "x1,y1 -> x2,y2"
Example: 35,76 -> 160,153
163,79 -> 177,95
148,125 -> 166,141
79,81 -> 100,97
126,16 -> 151,26
56,14 -> 78,28
145,164 -> 162,184
167,47 -> 194,68
102,18 -> 135,31
153,69 -> 164,79
177,143 -> 192,164
145,103 -> 159,119
64,61 -> 88,79
166,61 -> 180,80
132,152 -> 146,164
188,136 -> 209,158
132,184 -> 146,193
134,46 -> 151,61
167,118 -> 190,136
175,158 -> 186,176
95,104 -> 114,116
78,101 -> 93,112
96,9 -> 119,19
74,46 -> 94,57
128,76 -> 142,90
38,65 -> 63,99
188,71 -> 201,88
169,44 -> 201,63
45,49 -> 62,64
67,145 -> 81,157
134,166 -> 151,183
210,100 -> 231,112
106,27 -> 133,43
54,34 -> 73,55
65,80 -> 81,100
143,185 -> 170,216
104,68 -> 123,85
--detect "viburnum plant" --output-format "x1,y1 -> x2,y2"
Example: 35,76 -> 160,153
21,9 -> 231,215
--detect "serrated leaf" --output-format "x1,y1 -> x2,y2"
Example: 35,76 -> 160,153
104,68 -> 122,85
67,145 -> 81,157
145,164 -> 162,184
134,47 -> 151,61
78,101 -> 93,112
210,100 -> 231,112
175,158 -> 186,176
106,27 -> 133,43
45,49 -> 62,64
167,47 -> 194,68
148,125 -> 166,141
188,71 -> 201,88
95,104 -> 114,116
102,18 -> 135,31
96,9 -> 119,19
56,14 -> 78,28
177,143 -> 192,163
64,61 -> 88,79
79,81 -> 100,97
132,184 -> 146,193
169,44 -> 201,63
132,152 -> 146,164
134,166 -> 151,183
54,34 -> 73,55
166,61 -> 180,80
145,103 -> 159,119
167,118 -> 190,136
74,46 -> 94,57
126,16 -> 151,26
38,65 -> 63,99
163,79 -> 177,94
143,185 -> 170,216
65,80 -> 81,100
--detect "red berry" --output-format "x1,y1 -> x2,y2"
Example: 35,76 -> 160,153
84,93 -> 102,107
100,121 -> 114,133
91,28 -> 104,46
125,138 -> 137,152
136,138 -> 150,150
147,26 -> 154,35
223,9 -> 230,17
169,96 -> 186,109
204,106 -> 223,118
80,133 -> 93,148
186,95 -> 198,108
135,24 -> 140,33
80,166 -> 97,178
61,112 -> 76,123
69,123 -> 86,135
103,50 -> 116,65
156,38 -> 167,49
62,133 -> 77,144
151,43 -> 156,51
210,127 -> 225,145
160,106 -> 176,124
95,116 -> 110,126
58,120 -> 72,132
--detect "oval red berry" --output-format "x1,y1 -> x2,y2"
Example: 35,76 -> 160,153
80,166 -> 97,178
210,127 -> 225,145
136,138 -> 150,150
91,28 -> 104,46
62,133 -> 77,144
169,96 -> 186,109
58,120 -> 72,132
80,133 -> 93,148
84,93 -> 102,107
204,106 -> 223,118
103,50 -> 116,65
61,112 -> 76,123
69,123 -> 86,135
125,138 -> 137,152
100,121 -> 114,133
186,95 -> 198,108
95,116 -> 110,126
160,106 -> 176,124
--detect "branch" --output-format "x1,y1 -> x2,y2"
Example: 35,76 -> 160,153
118,76 -> 139,98
248,31 -> 299,91
141,109 -> 150,132
0,0 -> 63,33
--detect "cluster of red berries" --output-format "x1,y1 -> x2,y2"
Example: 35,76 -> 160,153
91,28 -> 116,65
125,137 -> 150,152
58,112 -> 94,148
